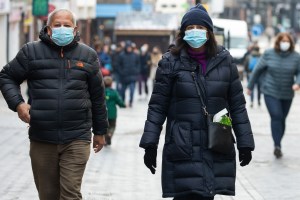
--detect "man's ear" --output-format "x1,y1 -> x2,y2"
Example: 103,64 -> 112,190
73,26 -> 78,36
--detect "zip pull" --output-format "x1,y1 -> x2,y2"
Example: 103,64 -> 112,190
67,60 -> 71,68
60,48 -> 64,58
191,72 -> 195,80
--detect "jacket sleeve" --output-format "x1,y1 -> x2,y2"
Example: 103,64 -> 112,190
0,44 -> 29,111
88,55 -> 109,135
247,51 -> 268,90
227,56 -> 255,150
139,58 -> 174,149
115,91 -> 126,108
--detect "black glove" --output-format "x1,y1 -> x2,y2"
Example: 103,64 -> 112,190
238,147 -> 252,167
144,147 -> 157,174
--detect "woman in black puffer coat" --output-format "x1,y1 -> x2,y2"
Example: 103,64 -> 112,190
139,4 -> 255,200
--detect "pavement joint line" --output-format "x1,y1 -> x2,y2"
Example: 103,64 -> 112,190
237,169 -> 265,200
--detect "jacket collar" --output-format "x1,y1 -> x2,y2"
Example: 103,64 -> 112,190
178,46 -> 229,74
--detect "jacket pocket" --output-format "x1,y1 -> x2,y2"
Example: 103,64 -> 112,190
165,121 -> 192,161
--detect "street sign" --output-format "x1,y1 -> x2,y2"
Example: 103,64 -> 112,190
32,0 -> 49,16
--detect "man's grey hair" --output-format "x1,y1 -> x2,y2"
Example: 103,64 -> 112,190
46,9 -> 77,26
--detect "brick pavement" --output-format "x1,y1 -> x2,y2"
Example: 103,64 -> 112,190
0,83 -> 300,200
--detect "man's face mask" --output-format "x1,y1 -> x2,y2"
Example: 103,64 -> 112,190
50,26 -> 74,46
183,29 -> 207,48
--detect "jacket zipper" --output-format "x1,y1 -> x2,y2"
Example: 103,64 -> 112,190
58,47 -> 64,142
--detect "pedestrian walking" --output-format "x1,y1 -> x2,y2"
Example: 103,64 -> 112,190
110,43 -> 123,94
139,4 -> 255,200
0,9 -> 108,200
138,43 -> 151,100
117,41 -> 140,107
103,76 -> 126,145
245,46 -> 262,107
149,46 -> 162,89
247,32 -> 300,158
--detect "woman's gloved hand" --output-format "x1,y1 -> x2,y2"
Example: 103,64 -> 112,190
144,147 -> 157,174
238,147 -> 252,167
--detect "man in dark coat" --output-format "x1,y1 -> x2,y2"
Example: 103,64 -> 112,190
117,41 -> 140,107
0,9 -> 108,200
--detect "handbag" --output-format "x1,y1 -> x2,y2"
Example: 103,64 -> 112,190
191,72 -> 234,154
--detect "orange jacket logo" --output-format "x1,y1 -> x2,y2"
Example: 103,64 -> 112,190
76,61 -> 84,68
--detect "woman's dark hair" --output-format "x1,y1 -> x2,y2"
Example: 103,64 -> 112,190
170,29 -> 218,58
274,32 -> 295,53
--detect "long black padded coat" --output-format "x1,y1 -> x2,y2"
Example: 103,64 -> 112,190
0,27 -> 108,144
140,46 -> 255,198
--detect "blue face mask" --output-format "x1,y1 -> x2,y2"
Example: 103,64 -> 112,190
183,29 -> 207,48
51,27 -> 74,46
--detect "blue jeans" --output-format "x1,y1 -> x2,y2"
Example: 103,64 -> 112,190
120,81 -> 136,105
264,95 -> 293,147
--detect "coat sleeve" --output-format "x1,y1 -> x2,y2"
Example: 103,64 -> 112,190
139,58 -> 174,149
227,56 -> 255,150
0,44 -> 29,111
88,55 -> 109,135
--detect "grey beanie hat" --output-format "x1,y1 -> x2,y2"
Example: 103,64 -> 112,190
180,4 -> 213,32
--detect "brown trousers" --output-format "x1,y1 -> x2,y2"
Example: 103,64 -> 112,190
30,140 -> 90,200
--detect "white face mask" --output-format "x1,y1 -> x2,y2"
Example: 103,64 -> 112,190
280,41 -> 290,52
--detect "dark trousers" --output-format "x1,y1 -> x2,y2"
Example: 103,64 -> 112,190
264,95 -> 293,147
30,140 -> 90,200
250,82 -> 261,103
138,74 -> 148,95
174,194 -> 214,200
120,81 -> 136,105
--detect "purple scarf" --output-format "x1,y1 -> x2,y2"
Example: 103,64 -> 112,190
187,48 -> 207,74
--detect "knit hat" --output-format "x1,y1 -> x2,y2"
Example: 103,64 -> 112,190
180,4 -> 213,32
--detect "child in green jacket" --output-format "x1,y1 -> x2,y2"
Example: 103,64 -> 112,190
104,76 -> 126,145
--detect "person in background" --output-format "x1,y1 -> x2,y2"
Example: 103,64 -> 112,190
139,4 -> 254,200
117,41 -> 140,107
103,76 -> 126,145
245,46 -> 262,107
138,43 -> 151,100
110,43 -> 123,94
0,9 -> 108,199
149,46 -> 162,89
95,43 -> 112,76
247,32 -> 300,158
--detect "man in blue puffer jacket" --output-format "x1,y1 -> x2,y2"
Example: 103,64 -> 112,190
0,9 -> 108,200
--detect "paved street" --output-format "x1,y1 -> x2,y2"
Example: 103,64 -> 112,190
0,81 -> 300,200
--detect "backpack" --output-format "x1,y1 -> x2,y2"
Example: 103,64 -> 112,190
248,56 -> 259,72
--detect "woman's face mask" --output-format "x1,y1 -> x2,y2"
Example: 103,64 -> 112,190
279,41 -> 290,52
51,26 -> 74,46
183,29 -> 207,48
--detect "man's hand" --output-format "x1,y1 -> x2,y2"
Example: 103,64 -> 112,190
16,103 -> 31,123
93,135 -> 106,153
246,88 -> 252,96
292,84 -> 300,91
